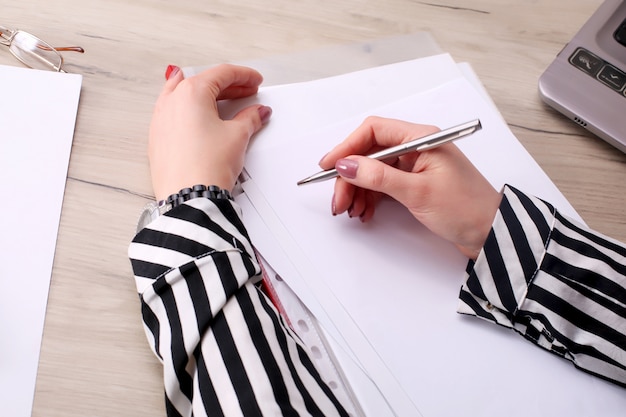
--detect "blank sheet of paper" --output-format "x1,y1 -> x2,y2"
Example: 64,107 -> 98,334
0,65 -> 82,417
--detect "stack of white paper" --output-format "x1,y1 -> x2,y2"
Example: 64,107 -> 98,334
224,54 -> 625,416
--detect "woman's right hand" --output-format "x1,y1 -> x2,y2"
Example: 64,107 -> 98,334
319,116 -> 502,260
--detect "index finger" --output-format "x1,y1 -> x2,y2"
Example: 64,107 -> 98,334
160,63 -> 264,100
200,63 -> 264,100
319,116 -> 439,170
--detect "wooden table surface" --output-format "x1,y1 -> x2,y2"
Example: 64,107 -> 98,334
3,0 -> 624,415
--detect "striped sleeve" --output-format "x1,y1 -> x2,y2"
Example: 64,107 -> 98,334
458,185 -> 626,387
128,197 -> 348,417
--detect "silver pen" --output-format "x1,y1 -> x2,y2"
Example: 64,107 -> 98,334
296,118 -> 482,186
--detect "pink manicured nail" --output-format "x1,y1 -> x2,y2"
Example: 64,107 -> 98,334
331,194 -> 337,216
318,152 -> 329,166
258,106 -> 272,124
165,65 -> 180,80
335,158 -> 358,179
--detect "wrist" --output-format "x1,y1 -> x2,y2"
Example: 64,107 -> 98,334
460,191 -> 503,260
153,173 -> 235,202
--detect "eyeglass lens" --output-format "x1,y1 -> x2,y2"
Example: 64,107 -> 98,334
9,30 -> 63,71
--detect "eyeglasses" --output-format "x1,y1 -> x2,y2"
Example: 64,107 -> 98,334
0,25 -> 84,73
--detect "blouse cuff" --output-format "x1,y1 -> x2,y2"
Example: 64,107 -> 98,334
457,185 -> 558,328
129,197 -> 257,293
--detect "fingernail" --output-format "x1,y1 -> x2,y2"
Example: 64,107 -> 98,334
318,152 -> 329,166
335,158 -> 358,179
331,194 -> 337,216
258,106 -> 272,124
165,65 -> 180,80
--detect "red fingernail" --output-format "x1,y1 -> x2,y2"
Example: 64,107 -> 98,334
165,65 -> 180,80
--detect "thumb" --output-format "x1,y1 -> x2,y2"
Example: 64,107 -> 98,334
335,156 -> 416,202
231,105 -> 272,137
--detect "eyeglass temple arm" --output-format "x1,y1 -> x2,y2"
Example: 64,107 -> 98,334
37,44 -> 85,53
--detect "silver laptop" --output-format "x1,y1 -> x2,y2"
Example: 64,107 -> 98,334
539,0 -> 626,153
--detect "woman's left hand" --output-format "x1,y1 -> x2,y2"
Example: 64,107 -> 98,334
148,64 -> 272,201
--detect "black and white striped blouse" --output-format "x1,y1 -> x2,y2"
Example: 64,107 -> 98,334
129,185 -> 626,416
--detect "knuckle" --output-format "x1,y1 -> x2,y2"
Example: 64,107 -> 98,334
231,120 -> 250,138
363,115 -> 383,127
365,163 -> 387,189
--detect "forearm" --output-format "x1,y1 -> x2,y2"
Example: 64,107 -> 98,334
129,198 -> 347,416
458,185 -> 626,387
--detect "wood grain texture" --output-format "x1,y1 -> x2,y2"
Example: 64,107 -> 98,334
2,1 -> 623,415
